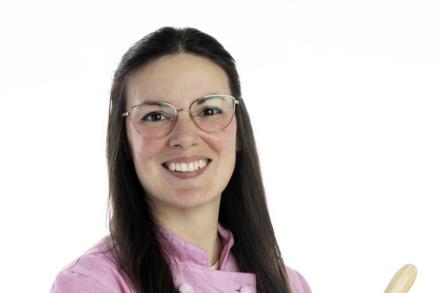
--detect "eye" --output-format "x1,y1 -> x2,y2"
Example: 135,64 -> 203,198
200,107 -> 223,116
141,111 -> 170,122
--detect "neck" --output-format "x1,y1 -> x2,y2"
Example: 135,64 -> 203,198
153,197 -> 222,266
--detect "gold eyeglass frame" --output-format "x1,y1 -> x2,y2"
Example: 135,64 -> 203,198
121,94 -> 240,138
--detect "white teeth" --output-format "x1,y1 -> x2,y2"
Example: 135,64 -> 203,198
165,159 -> 209,172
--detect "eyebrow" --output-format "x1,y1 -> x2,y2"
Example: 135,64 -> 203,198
131,100 -> 169,108
137,93 -> 223,105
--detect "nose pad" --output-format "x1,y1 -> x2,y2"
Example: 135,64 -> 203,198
168,109 -> 200,149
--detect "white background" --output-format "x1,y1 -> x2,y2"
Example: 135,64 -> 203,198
1,0 -> 439,292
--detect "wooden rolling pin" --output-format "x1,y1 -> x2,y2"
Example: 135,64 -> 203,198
384,264 -> 417,293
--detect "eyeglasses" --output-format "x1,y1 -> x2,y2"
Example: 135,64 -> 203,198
122,95 -> 239,139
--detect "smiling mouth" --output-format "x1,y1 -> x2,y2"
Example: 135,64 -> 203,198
162,159 -> 211,172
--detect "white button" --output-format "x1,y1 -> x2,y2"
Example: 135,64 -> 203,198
240,285 -> 253,293
178,282 -> 194,293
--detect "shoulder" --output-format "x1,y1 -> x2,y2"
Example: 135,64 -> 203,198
285,265 -> 312,293
50,237 -> 133,293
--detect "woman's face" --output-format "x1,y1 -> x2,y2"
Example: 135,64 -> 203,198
125,53 -> 237,214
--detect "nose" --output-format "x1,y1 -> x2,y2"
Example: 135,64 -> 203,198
167,109 -> 200,149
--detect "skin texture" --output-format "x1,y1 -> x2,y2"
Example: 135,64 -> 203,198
125,53 -> 237,266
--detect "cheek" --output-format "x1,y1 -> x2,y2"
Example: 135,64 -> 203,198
136,140 -> 164,161
127,123 -> 164,161
207,120 -> 237,154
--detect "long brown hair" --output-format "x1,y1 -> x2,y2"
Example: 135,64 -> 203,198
106,27 -> 291,292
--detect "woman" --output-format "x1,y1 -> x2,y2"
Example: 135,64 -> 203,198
51,27 -> 311,293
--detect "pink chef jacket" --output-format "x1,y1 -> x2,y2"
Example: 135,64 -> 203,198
50,223 -> 311,292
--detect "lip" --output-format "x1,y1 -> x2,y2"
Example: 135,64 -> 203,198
162,155 -> 211,164
161,156 -> 212,179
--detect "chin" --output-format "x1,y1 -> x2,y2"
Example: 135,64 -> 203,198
168,192 -> 221,210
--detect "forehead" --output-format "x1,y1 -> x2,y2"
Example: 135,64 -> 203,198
126,53 -> 231,106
